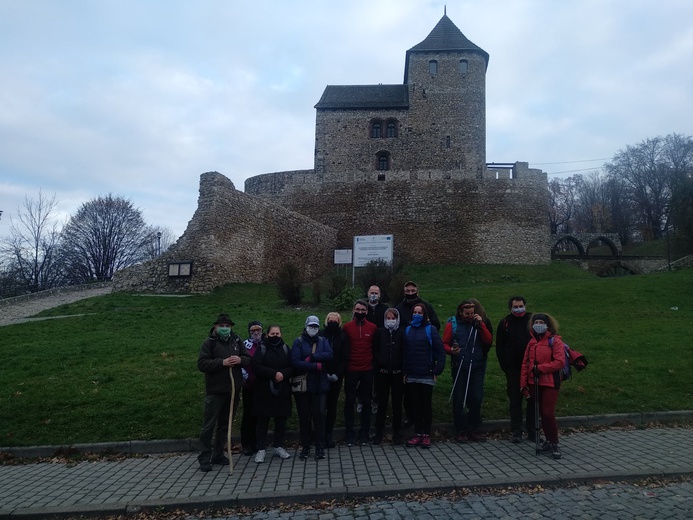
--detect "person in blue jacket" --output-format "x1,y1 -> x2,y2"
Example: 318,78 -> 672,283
403,303 -> 445,449
292,315 -> 334,460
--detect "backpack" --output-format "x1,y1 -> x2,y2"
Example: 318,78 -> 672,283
549,337 -> 588,381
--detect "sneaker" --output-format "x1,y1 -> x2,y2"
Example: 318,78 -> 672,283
421,434 -> 431,449
360,437 -> 370,446
211,455 -> 229,465
315,448 -> 325,460
254,449 -> 266,463
199,463 -> 212,472
456,432 -> 468,443
511,432 -> 523,444
274,447 -> 290,459
406,434 -> 422,447
345,434 -> 355,447
299,447 -> 310,460
242,447 -> 254,456
539,440 -> 552,453
551,444 -> 562,459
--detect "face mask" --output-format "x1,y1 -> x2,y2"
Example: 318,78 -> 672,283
216,327 -> 231,340
268,336 -> 282,346
533,323 -> 548,334
306,326 -> 319,337
411,314 -> 423,326
405,293 -> 418,302
512,307 -> 526,316
354,312 -> 367,322
326,321 -> 340,331
368,294 -> 380,304
385,319 -> 397,330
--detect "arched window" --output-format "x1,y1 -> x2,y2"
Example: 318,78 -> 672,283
371,121 -> 382,138
459,59 -> 468,74
428,60 -> 438,75
386,120 -> 397,138
376,151 -> 391,171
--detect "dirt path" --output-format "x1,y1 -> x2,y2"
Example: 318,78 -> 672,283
0,285 -> 112,327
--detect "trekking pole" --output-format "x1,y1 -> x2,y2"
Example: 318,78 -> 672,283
462,327 -> 478,410
227,365 -> 236,475
534,360 -> 540,456
448,326 -> 477,402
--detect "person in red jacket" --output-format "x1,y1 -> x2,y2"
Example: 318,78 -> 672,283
520,313 -> 565,459
342,299 -> 377,446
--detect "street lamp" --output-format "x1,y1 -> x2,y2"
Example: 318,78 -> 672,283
0,210 -> 3,220
156,231 -> 162,256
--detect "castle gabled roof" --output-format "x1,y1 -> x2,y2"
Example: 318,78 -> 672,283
314,84 -> 409,110
404,14 -> 489,81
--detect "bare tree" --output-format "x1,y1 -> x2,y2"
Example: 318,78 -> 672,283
60,194 -> 151,282
143,226 -> 177,260
548,175 -> 580,234
1,190 -> 63,292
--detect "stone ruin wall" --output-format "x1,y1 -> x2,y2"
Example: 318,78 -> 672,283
245,163 -> 551,265
112,172 -> 337,293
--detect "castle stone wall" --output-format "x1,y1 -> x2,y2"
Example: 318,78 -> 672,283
112,172 -> 337,293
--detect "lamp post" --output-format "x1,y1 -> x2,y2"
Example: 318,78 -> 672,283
0,210 -> 3,220
156,231 -> 162,256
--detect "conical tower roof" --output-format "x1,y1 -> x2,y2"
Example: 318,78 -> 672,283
404,14 -> 489,81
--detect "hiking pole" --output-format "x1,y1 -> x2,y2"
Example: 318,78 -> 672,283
534,360 -> 540,456
448,326 -> 477,402
227,365 -> 236,475
462,327 -> 478,410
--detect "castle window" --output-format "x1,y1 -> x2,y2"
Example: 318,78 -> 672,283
377,173 -> 386,181
429,60 -> 438,75
459,59 -> 468,74
386,120 -> 397,138
376,151 -> 391,171
371,121 -> 382,138
446,136 -> 451,148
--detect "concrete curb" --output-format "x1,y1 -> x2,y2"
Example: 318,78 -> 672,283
2,410 -> 692,459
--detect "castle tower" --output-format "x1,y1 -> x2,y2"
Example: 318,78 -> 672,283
403,14 -> 489,175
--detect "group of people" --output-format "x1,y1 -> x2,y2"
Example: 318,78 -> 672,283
196,282 -> 567,472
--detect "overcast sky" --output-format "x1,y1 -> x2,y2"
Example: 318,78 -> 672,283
1,0 -> 692,238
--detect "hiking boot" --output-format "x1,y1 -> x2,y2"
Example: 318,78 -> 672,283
326,435 -> 336,449
254,449 -> 266,463
274,447 -> 290,459
299,447 -> 310,460
456,432 -> 468,443
511,432 -> 523,444
357,402 -> 363,413
421,434 -> 431,449
315,447 -> 325,460
406,434 -> 422,447
242,447 -> 254,456
551,444 -> 562,459
199,463 -> 212,472
211,455 -> 229,465
468,431 -> 486,442
372,433 -> 383,445
539,440 -> 552,453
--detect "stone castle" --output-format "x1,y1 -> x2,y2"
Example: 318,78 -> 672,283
113,13 -> 550,293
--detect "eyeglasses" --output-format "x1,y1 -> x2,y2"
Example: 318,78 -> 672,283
249,327 -> 262,333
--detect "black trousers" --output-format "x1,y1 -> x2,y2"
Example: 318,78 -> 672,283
505,368 -> 536,435
374,371 -> 404,435
295,392 -> 327,449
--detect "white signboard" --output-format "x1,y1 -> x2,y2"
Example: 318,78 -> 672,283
353,235 -> 394,267
334,249 -> 352,265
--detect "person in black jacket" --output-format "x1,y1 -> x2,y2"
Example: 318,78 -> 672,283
319,311 -> 350,449
496,296 -> 535,443
252,325 -> 294,463
372,308 -> 405,445
196,313 -> 250,472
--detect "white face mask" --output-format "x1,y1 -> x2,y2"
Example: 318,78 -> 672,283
533,323 -> 548,334
369,293 -> 380,304
306,326 -> 319,337
385,319 -> 397,330
511,307 -> 526,315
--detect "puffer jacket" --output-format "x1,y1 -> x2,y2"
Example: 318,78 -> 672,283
520,332 -> 566,390
402,322 -> 446,379
291,332 -> 334,393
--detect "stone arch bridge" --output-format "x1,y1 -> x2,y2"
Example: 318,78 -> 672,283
551,233 -> 667,275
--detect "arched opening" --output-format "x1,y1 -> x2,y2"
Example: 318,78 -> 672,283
551,236 -> 586,257
586,236 -> 619,257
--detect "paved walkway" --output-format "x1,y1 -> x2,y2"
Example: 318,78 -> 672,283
1,426 -> 692,518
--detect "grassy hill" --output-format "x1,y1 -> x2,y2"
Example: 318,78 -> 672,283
1,262 -> 691,447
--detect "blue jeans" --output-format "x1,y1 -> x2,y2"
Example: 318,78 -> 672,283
451,362 -> 486,433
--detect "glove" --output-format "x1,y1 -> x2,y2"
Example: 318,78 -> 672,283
521,387 -> 530,399
316,362 -> 322,371
305,356 -> 312,362
327,373 -> 338,382
532,365 -> 541,377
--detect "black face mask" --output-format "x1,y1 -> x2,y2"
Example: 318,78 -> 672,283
268,336 -> 282,346
354,312 -> 367,322
405,293 -> 418,302
326,322 -> 340,331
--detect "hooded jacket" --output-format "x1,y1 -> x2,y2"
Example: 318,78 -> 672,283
373,309 -> 405,373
